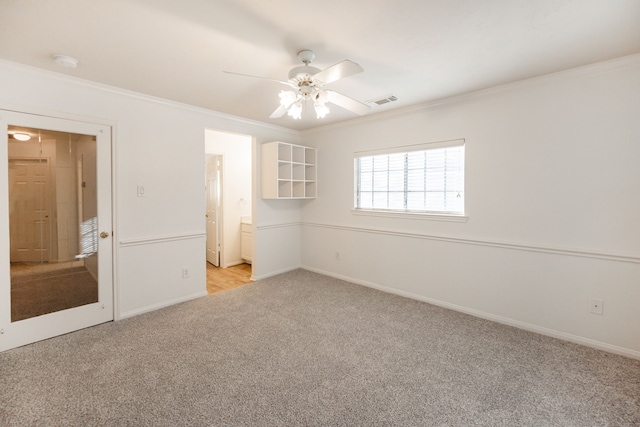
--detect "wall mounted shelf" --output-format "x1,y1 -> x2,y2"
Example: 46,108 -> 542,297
261,141 -> 316,199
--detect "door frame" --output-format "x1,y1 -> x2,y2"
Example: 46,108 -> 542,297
0,109 -> 117,352
206,154 -> 223,267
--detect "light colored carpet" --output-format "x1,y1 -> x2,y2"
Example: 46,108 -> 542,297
0,269 -> 638,426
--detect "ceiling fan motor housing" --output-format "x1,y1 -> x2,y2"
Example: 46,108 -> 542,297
288,49 -> 321,90
288,65 -> 321,81
297,49 -> 315,64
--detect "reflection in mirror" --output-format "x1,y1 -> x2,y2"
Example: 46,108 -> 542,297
8,126 -> 98,322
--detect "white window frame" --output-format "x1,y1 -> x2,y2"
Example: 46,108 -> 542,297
353,139 -> 466,221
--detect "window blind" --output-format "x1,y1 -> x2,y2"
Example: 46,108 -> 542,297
354,141 -> 465,215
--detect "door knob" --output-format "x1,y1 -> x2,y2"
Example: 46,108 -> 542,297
100,231 -> 110,239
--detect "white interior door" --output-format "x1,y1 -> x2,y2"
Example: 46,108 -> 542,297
206,156 -> 221,267
0,111 -> 113,352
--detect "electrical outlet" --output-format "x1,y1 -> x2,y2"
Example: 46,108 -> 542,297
590,298 -> 604,315
137,185 -> 145,197
182,267 -> 190,279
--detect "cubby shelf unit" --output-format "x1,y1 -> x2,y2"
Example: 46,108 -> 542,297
261,141 -> 316,199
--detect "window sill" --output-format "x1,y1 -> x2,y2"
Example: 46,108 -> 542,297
351,209 -> 468,222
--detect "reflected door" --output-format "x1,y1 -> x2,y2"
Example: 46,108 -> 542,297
8,158 -> 51,262
0,111 -> 113,352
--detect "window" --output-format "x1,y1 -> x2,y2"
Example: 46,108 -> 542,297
354,139 -> 465,216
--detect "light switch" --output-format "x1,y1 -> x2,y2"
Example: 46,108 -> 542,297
137,185 -> 145,197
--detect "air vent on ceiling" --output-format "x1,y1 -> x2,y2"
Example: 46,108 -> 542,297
369,95 -> 398,106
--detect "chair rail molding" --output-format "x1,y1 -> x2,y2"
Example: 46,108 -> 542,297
301,222 -> 640,264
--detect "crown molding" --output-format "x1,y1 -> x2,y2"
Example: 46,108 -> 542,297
3,51 -> 638,139
301,52 -> 640,136
0,59 -> 299,137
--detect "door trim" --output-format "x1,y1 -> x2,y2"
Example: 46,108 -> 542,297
206,155 -> 222,267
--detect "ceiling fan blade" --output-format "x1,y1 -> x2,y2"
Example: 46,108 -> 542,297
223,71 -> 296,89
325,90 -> 371,115
269,104 -> 287,119
313,60 -> 364,85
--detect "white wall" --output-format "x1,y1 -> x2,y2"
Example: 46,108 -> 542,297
205,129 -> 252,267
3,53 -> 637,359
0,60 -> 301,321
300,54 -> 640,358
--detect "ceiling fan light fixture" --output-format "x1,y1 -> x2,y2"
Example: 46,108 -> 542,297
314,103 -> 330,119
314,91 -> 330,118
287,101 -> 303,120
278,90 -> 297,108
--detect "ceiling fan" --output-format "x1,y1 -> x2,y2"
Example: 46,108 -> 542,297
224,50 -> 371,120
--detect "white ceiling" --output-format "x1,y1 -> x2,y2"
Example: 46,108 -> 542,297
1,0 -> 639,131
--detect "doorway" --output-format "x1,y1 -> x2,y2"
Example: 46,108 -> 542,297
0,111 -> 113,352
204,129 -> 253,290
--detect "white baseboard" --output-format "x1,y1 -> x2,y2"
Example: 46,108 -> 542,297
225,260 -> 252,267
252,265 -> 301,281
118,290 -> 208,320
302,265 -> 640,361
